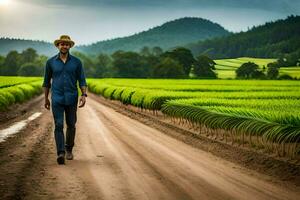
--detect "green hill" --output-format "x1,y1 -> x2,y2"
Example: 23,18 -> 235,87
77,17 -> 230,55
0,17 -> 229,56
0,38 -> 56,56
187,15 -> 300,59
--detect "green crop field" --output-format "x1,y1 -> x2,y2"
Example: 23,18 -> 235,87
214,57 -> 300,79
88,78 -> 300,157
0,76 -> 43,110
0,76 -> 41,88
1,76 -> 299,157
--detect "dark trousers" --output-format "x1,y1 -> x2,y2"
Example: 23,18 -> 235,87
51,101 -> 77,156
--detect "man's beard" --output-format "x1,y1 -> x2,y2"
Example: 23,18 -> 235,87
60,49 -> 69,55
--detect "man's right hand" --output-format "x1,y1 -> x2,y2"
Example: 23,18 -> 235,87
45,98 -> 50,110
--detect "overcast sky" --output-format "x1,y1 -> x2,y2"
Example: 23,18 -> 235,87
0,0 -> 299,45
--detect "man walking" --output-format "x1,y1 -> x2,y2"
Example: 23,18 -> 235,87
42,35 -> 87,165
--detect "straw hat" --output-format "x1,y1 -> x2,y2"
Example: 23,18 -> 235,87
54,35 -> 75,47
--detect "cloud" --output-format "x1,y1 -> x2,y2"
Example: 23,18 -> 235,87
19,0 -> 300,13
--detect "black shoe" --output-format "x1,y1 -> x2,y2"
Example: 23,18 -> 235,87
66,151 -> 73,160
57,153 -> 65,165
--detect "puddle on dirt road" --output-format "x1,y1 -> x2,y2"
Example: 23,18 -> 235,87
0,112 -> 42,142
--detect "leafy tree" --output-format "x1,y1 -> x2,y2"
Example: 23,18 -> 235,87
139,47 -> 161,77
20,48 -> 38,63
236,62 -> 266,79
2,50 -> 20,75
18,62 -> 43,76
161,47 -> 195,76
96,53 -> 113,77
267,62 -> 280,79
277,50 -> 300,67
112,51 -> 147,78
140,46 -> 151,57
72,51 -> 96,77
0,55 -> 5,74
152,46 -> 163,56
151,57 -> 185,78
35,55 -> 48,68
0,55 -> 5,66
277,57 -> 289,67
193,55 -> 217,79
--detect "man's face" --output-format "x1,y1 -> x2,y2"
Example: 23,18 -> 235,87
58,42 -> 71,54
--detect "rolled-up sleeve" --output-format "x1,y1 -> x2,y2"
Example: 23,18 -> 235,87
77,60 -> 87,87
42,60 -> 52,88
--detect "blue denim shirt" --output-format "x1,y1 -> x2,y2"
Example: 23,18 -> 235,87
42,53 -> 87,105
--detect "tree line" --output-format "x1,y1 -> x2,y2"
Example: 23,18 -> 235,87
0,48 -> 47,76
0,46 -> 298,80
236,61 -> 298,80
0,46 -> 217,79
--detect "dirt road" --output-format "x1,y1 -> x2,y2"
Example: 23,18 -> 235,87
0,95 -> 299,200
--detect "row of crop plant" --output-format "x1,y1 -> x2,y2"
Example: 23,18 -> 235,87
161,100 -> 300,157
87,79 -> 300,158
0,79 -> 43,111
0,76 -> 41,88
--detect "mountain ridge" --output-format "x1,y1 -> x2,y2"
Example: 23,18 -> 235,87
0,17 -> 230,56
186,15 -> 300,59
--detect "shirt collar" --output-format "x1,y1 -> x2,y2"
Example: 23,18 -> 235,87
55,52 -> 72,61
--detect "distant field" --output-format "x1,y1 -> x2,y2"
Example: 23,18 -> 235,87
214,57 -> 300,79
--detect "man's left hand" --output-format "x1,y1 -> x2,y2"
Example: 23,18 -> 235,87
79,96 -> 86,108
